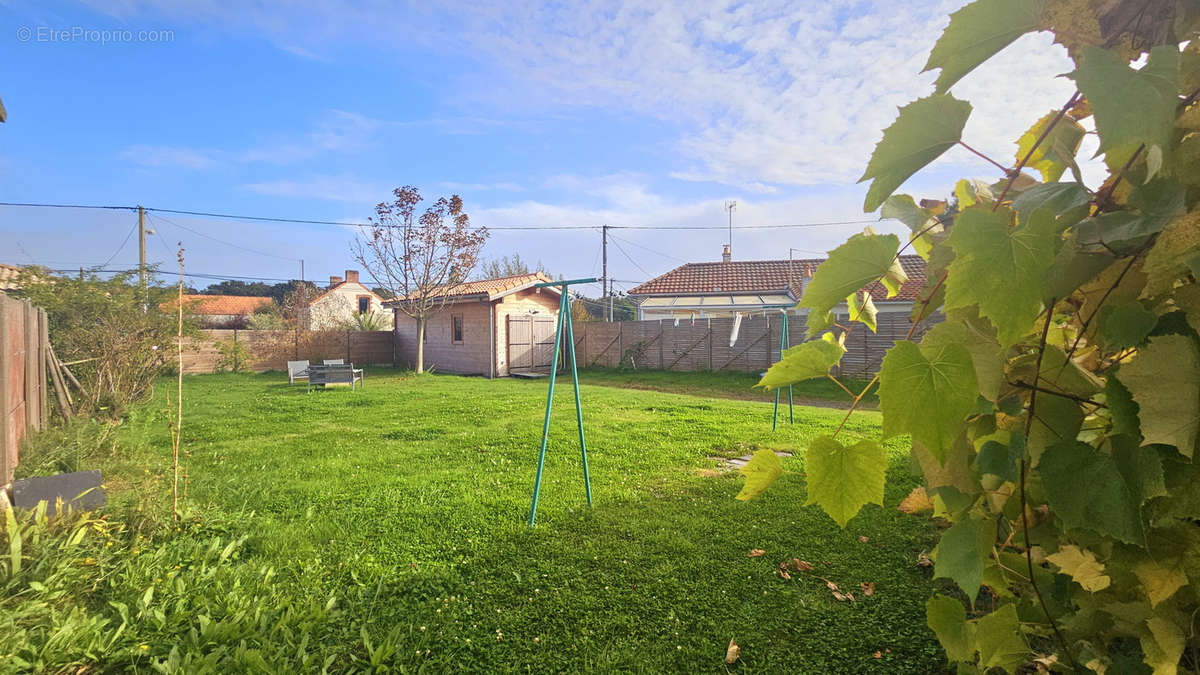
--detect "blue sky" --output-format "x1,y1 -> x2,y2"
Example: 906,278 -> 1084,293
1,0 -> 1100,293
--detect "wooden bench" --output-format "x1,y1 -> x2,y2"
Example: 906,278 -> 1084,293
307,364 -> 363,392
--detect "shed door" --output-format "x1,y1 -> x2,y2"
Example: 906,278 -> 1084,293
507,315 -> 558,373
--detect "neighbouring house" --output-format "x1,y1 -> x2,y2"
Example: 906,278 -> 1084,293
387,272 -> 562,377
169,295 -> 275,328
627,244 -> 927,321
304,270 -> 392,330
0,263 -> 26,292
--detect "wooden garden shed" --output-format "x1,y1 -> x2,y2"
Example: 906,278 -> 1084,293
388,273 -> 562,377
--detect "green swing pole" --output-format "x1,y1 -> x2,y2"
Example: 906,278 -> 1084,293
528,292 -> 566,527
772,310 -> 794,431
527,278 -> 598,527
565,294 -> 592,506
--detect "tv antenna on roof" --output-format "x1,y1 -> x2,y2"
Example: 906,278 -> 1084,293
724,200 -> 736,254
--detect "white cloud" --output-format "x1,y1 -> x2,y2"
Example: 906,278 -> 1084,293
242,175 -> 387,204
240,109 -> 382,164
118,144 -> 217,169
88,0 -> 1101,199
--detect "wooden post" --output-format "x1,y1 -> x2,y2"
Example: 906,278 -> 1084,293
658,320 -> 665,369
23,301 -> 38,431
38,309 -> 48,423
294,327 -> 299,360
707,318 -> 713,371
346,330 -> 352,364
0,298 -> 11,486
617,321 -> 623,368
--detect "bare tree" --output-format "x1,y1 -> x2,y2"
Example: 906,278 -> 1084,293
353,186 -> 488,373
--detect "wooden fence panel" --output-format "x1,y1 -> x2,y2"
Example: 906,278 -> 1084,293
568,310 -> 934,376
180,329 -> 397,374
1,294 -> 48,489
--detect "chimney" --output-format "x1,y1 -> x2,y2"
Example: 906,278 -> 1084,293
721,244 -> 731,263
345,270 -> 359,283
329,275 -> 343,287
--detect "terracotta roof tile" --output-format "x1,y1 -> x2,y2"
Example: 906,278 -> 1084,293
167,294 -> 274,315
395,272 -> 560,302
628,255 -> 927,302
0,263 -> 24,291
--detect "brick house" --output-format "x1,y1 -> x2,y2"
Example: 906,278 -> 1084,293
628,245 -> 927,321
388,272 -> 562,377
304,270 -> 392,330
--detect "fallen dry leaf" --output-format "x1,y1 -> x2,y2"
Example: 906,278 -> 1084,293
788,558 -> 814,572
748,549 -> 766,558
860,582 -> 875,596
825,580 -> 840,592
897,486 -> 934,514
725,639 -> 740,664
778,568 -> 792,581
858,535 -> 869,543
873,651 -> 882,659
916,552 -> 933,568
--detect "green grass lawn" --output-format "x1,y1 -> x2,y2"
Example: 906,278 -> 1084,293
9,369 -> 942,672
575,367 -> 879,406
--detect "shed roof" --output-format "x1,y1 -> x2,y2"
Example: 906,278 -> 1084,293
390,272 -> 562,304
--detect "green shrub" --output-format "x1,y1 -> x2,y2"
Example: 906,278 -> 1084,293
213,338 -> 251,373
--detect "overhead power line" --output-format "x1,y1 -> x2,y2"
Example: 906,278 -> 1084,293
148,212 -> 301,262
0,201 -> 882,231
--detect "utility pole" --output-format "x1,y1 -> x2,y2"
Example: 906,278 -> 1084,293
138,205 -> 147,288
601,225 -> 611,322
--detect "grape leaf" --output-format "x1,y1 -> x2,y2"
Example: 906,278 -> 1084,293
975,440 -> 1020,483
798,232 -> 900,337
756,334 -> 845,390
1141,615 -> 1186,675
1069,45 -> 1180,177
803,435 -> 886,527
860,95 -> 972,212
945,205 -> 1057,347
926,595 -> 973,662
879,340 -> 978,462
1110,435 -> 1166,504
922,0 -> 1044,93
1134,559 -> 1187,607
1100,302 -> 1157,349
1047,545 -> 1111,592
1119,334 -> 1200,457
1142,207 -> 1200,298
1016,110 -> 1086,182
921,318 -> 1003,401
1012,181 -> 1092,225
1038,441 -> 1144,544
847,291 -> 878,332
934,516 -> 995,603
735,450 -> 783,501
974,603 -> 1028,672
1105,375 -> 1141,440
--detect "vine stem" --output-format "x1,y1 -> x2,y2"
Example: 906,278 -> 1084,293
827,374 -> 856,398
957,141 -> 1011,174
830,269 -> 946,438
1021,299 -> 1078,670
1063,253 -> 1140,364
1007,380 -> 1108,409
993,91 -> 1082,211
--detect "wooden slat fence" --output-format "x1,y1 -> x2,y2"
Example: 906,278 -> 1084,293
181,329 -> 396,375
569,312 -> 938,376
1,294 -> 48,489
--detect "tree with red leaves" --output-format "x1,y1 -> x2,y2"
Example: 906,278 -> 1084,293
353,186 -> 488,373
